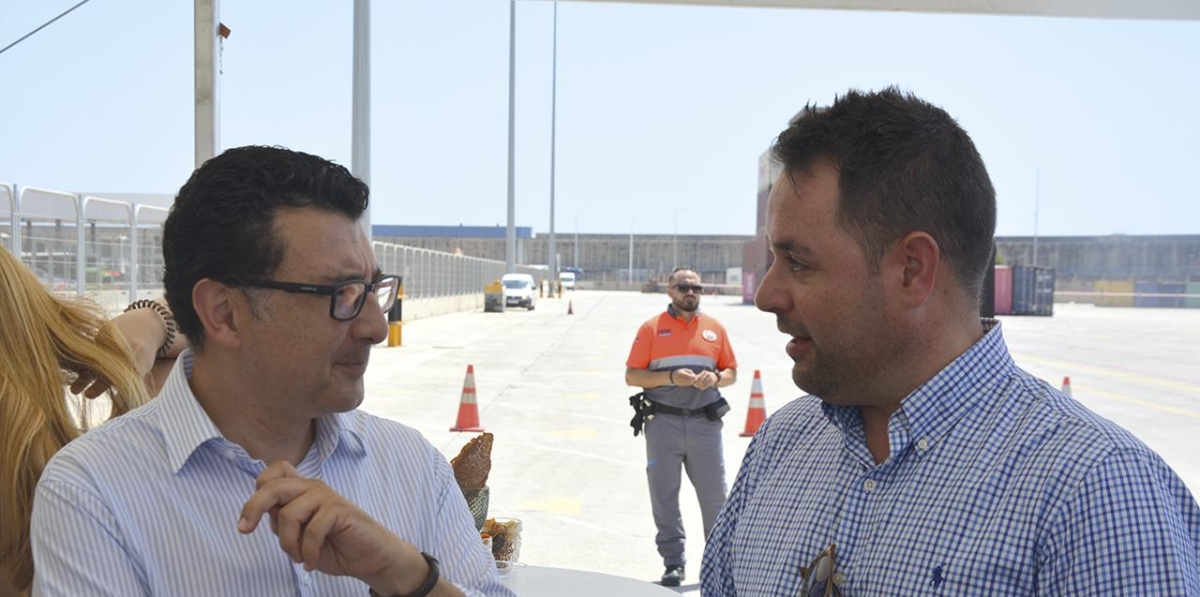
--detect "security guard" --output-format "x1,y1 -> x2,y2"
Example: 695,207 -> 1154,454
625,267 -> 737,587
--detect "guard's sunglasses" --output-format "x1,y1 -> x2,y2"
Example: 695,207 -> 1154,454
800,544 -> 843,597
244,274 -> 399,321
672,283 -> 703,294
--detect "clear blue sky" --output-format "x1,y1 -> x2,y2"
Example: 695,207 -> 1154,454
2,0 -> 1198,237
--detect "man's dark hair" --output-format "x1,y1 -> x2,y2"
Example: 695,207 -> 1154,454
669,267 -> 696,281
772,87 -> 996,303
162,145 -> 369,347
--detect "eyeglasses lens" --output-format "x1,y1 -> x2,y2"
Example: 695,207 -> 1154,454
375,277 -> 398,311
333,283 -> 366,320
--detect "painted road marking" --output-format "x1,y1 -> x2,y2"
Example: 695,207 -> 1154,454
1013,352 -> 1200,395
1079,387 -> 1200,420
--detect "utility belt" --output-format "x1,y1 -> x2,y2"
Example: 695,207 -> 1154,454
628,393 -> 730,437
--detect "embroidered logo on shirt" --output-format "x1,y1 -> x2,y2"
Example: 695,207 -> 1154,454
930,565 -> 945,588
658,329 -> 672,337
702,330 -> 718,342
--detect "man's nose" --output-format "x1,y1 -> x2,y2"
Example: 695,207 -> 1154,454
353,296 -> 389,344
754,266 -> 788,314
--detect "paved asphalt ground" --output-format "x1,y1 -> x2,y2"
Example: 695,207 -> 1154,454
357,291 -> 1200,595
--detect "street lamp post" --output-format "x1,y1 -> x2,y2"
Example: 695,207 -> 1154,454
547,1 -> 558,277
504,0 -> 517,274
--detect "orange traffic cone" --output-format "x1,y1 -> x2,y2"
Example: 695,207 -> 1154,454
740,370 -> 767,437
567,300 -> 574,315
450,365 -> 485,432
1061,376 -> 1072,398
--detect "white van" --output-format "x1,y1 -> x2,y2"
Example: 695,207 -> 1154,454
501,273 -> 537,310
559,271 -> 576,290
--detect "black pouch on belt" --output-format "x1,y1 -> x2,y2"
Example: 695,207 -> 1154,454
704,397 -> 731,421
628,392 -> 655,436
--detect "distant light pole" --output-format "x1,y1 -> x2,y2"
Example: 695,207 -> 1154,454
547,1 -> 558,277
504,0 -> 517,273
673,208 -> 687,270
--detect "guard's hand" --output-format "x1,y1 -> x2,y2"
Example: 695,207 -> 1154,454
238,461 -> 422,592
691,370 -> 719,390
672,368 -> 699,387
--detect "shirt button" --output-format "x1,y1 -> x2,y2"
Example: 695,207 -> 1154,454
833,571 -> 846,585
864,479 -> 877,492
917,438 -> 930,451
303,575 -> 312,585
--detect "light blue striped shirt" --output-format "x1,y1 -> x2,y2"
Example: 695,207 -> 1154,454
702,321 -> 1200,596
31,351 -> 511,597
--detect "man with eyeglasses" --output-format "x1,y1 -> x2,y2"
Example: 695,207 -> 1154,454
702,88 -> 1200,595
31,146 -> 510,597
625,267 -> 738,587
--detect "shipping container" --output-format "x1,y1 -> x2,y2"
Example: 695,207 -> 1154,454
1135,281 -> 1159,308
1012,266 -> 1032,314
1187,282 -> 1200,309
1138,281 -> 1185,308
1011,265 -> 1054,316
1161,282 -> 1186,308
1135,281 -> 1185,308
1095,280 -> 1135,308
993,265 -> 1013,315
1033,267 -> 1055,316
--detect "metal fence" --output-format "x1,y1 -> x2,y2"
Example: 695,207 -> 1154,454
4,181 -> 545,316
3,182 -> 167,314
372,241 -> 549,299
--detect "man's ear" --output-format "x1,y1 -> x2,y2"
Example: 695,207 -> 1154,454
191,279 -> 244,349
888,231 -> 940,308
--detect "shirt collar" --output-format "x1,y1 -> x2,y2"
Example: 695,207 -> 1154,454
666,303 -> 702,321
157,350 -> 367,474
821,319 -> 1014,457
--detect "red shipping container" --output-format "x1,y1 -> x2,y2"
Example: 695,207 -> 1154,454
994,265 -> 1013,315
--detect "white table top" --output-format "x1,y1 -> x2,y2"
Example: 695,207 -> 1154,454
516,565 -> 679,597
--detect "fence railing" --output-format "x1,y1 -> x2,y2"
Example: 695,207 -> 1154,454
4,181 -> 549,317
371,241 -> 550,300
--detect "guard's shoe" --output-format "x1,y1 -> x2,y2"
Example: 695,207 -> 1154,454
661,565 -> 685,587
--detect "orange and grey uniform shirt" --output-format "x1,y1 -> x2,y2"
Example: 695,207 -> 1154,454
626,305 -> 738,410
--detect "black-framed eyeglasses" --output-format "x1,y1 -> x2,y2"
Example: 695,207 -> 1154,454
800,544 -> 843,597
673,283 -> 703,294
244,274 -> 399,321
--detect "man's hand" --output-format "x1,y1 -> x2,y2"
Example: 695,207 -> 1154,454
238,461 -> 427,595
691,370 -> 720,390
672,368 -> 699,387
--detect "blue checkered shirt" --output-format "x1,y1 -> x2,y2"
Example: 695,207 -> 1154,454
702,321 -> 1200,595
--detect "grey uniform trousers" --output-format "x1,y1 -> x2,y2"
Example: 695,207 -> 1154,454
643,411 -> 728,568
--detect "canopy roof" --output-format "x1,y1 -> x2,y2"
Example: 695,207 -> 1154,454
532,0 -> 1200,21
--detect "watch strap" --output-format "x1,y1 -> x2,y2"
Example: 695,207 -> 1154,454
368,552 -> 439,597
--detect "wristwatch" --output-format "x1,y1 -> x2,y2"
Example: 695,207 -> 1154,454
368,552 -> 440,597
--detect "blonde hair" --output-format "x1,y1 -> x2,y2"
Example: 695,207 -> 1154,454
0,248 -> 151,594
